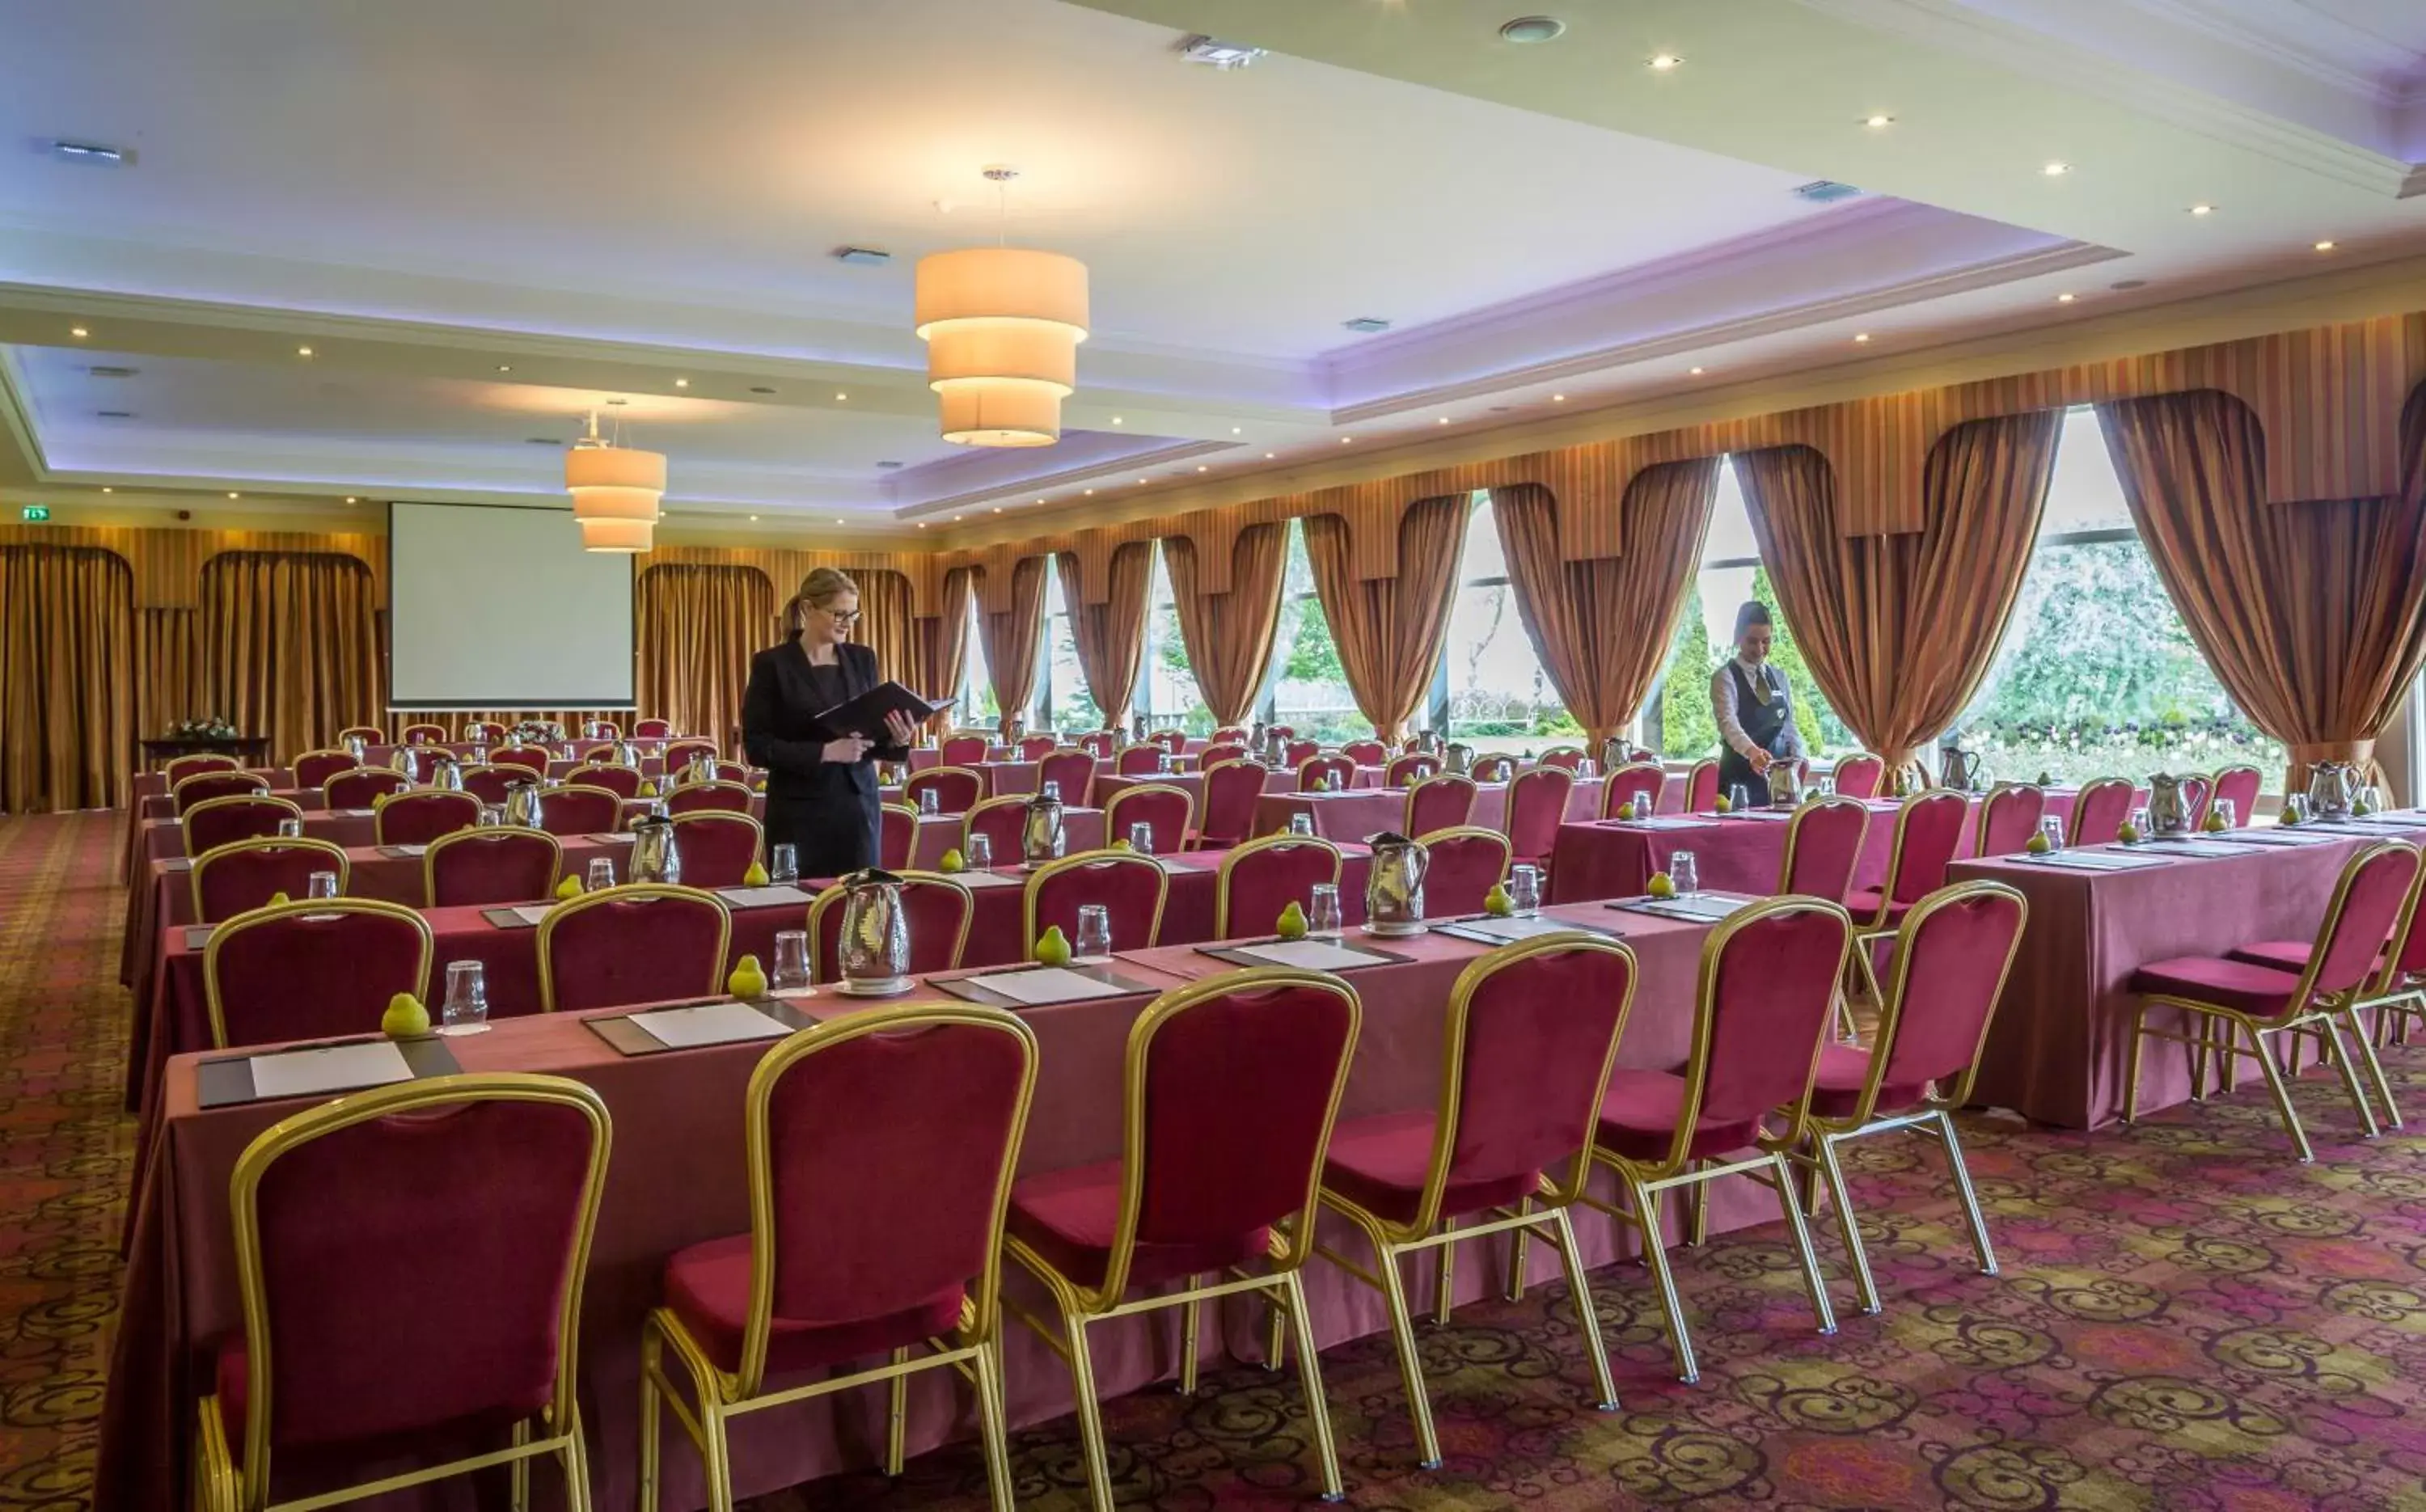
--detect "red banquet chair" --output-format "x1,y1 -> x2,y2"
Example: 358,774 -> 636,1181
633,716 -> 674,739
537,885 -> 731,1014
164,752 -> 241,785
1003,968 -> 1360,1507
1317,933 -> 1634,1464
1015,734 -> 1058,761
1194,760 -> 1270,849
1113,744 -> 1165,777
489,745 -> 552,778
567,762 -> 645,799
2232,851 -> 2426,1071
183,794 -> 304,858
880,802 -> 919,871
423,827 -> 562,906
1265,724 -> 1295,741
640,1005 -> 1037,1511
1384,754 -> 1439,788
1599,762 -> 1665,820
1414,826 -> 1510,918
335,724 -> 387,747
1536,745 -> 1587,771
323,767 -> 409,809
373,788 -> 483,847
959,796 -> 1029,868
1683,757 -> 1720,814
695,760 -> 751,786
2131,840 -> 2422,1159
193,1075 -> 611,1512
1830,753 -> 1886,800
1404,774 -> 1478,836
1503,764 -> 1574,869
1022,851 -> 1167,956
1209,726 -> 1249,746
203,898 -> 434,1049
460,720 -> 507,745
666,779 -> 753,816
904,767 -> 983,815
576,743 -> 627,767
399,721 -> 450,745
290,749 -> 357,791
669,811 -> 763,887
662,739 -> 718,775
1778,796 -> 1870,904
939,734 -> 990,768
2210,763 -> 2262,827
1150,727 -> 1190,754
2069,775 -> 2136,847
1469,754 -> 1516,784
191,838 -> 350,924
1283,739 -> 1321,771
1214,834 -> 1343,937
1102,783 -> 1194,855
580,720 -> 623,741
1845,789 -> 1969,933
1586,895 -> 1853,1383
1794,881 -> 2027,1314
1076,731 -> 1116,758
806,873 -> 975,983
1974,783 -> 2047,858
1296,754 -> 1356,792
1038,750 -> 1097,805
457,765 -> 525,805
1341,738 -> 1388,767
532,784 -> 624,838
175,769 -> 272,813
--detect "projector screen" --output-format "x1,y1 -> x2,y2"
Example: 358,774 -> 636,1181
387,501 -> 636,710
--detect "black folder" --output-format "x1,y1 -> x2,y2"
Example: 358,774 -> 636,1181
810,682 -> 956,741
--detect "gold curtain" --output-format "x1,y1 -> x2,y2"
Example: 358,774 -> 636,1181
912,566 -> 974,712
1492,463 -> 1719,748
1163,525 -> 1287,726
198,551 -> 381,764
135,606 -> 201,753
1735,414 -> 2059,771
636,563 -> 774,749
0,546 -> 136,813
2099,385 -> 2426,792
853,567 -> 920,696
978,557 -> 1048,734
1301,501 -> 1465,741
1056,542 -> 1153,726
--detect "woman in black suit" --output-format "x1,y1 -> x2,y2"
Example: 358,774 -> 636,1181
742,568 -> 920,876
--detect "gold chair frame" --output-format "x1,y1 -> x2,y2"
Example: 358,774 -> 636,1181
668,810 -> 765,876
196,1074 -> 611,1512
1469,754 -> 1517,784
1101,781 -> 1198,855
1019,851 -> 1169,954
1682,757 -> 1718,813
904,766 -> 987,813
665,779 -> 754,812
1856,790 -> 1967,936
1578,895 -> 1853,1383
370,788 -> 483,847
535,884 -> 732,1014
1967,781 -> 2044,858
190,837 -> 351,923
1001,968 -> 1360,1510
1211,834 -> 1342,938
290,748 -> 358,783
322,770 -> 409,809
957,795 -> 1029,864
803,872 -> 975,982
175,770 -> 273,811
334,724 -> 386,746
1597,762 -> 1667,821
182,794 -> 305,859
422,827 -> 563,907
1401,773 -> 1478,834
1292,754 -> 1355,792
2066,775 -> 2136,847
1410,825 -> 1511,909
398,721 -> 451,745
536,783 -> 629,836
201,897 -> 436,1050
639,1007 -> 1037,1512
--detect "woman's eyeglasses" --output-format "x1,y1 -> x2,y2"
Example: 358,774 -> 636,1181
818,608 -> 862,625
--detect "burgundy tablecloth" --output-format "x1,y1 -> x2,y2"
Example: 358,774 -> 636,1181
128,767 -> 294,807
1950,821 -> 2426,1129
100,897 -> 1781,1512
1256,778 -> 1600,840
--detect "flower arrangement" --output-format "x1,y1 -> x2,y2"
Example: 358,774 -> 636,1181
165,716 -> 240,740
508,719 -> 565,745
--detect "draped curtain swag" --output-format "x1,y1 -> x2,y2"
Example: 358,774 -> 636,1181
0,546 -> 136,813
198,552 -> 380,765
1735,413 -> 2057,772
1302,500 -> 1465,741
1057,542 -> 1153,726
636,563 -> 773,750
1491,462 -> 1719,748
1162,526 -> 1287,726
2098,385 -> 2426,791
978,557 -> 1049,735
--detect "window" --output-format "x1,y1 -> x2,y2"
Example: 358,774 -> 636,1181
1263,521 -> 1367,743
957,589 -> 998,727
1039,556 -> 1099,734
1956,408 -> 2285,784
1651,461 -> 1853,760
1441,492 -> 1577,755
1142,547 -> 1214,734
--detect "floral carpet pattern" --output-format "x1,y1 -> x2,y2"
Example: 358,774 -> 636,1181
2,812 -> 2424,1510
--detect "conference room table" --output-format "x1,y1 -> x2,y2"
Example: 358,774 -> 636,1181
100,895 -> 1786,1512
1950,813 -> 2426,1129
1254,775 -> 1600,840
127,765 -> 294,806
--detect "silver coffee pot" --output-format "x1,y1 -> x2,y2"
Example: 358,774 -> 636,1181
343,732 -> 367,761
1364,830 -> 1431,935
1415,729 -> 1443,756
2306,761 -> 2358,820
628,813 -> 680,884
1250,720 -> 1268,750
1022,786 -> 1065,864
2147,772 -> 2200,835
504,779 -> 544,830
1765,760 -> 1804,809
839,868 -> 912,995
1264,729 -> 1289,766
1131,712 -> 1148,742
1007,715 -> 1028,747
428,753 -> 464,791
1940,745 -> 1989,793
390,745 -> 421,782
1445,742 -> 1474,776
1600,735 -> 1634,772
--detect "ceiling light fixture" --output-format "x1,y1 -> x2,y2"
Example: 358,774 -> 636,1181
296,346 -> 313,357
2314,239 -> 2336,251
993,505 -> 1004,513
345,496 -> 357,504
70,327 -> 88,339
1863,114 -> 1893,128
2042,161 -> 2071,176
2056,293 -> 2076,303
1197,464 -> 1208,471
1551,393 -> 1566,402
1340,437 -> 1353,444
1853,332 -> 1871,343
1689,366 -> 1705,375
2190,204 -> 2213,216
1266,452 -> 1275,459
749,514 -> 759,522
1648,53 -> 1683,70
497,365 -> 513,373
227,492 -> 240,499
101,486 -> 113,493
915,167 -> 1088,447
564,409 -> 666,553
1178,35 -> 1269,68
674,378 -> 689,387
1438,416 -> 1451,425
1498,16 -> 1566,44
1231,426 -> 1242,434
835,392 -> 847,401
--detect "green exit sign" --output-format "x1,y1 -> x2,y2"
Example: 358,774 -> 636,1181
20,505 -> 49,522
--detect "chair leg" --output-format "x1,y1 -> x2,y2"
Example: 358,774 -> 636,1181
1629,1177 -> 1701,1384
1772,1152 -> 1839,1338
1280,1270 -> 1347,1500
700,1396 -> 738,1512
1266,1283 -> 1288,1373
972,1339 -> 1018,1512
2121,1002 -> 2150,1124
2248,1024 -> 2317,1164
2347,1007 -> 2405,1128
1936,1110 -> 2000,1278
1813,1135 -> 1879,1316
1371,1235 -> 1443,1468
1549,1207 -> 1621,1413
1688,1161 -> 1711,1248
2318,1017 -> 2382,1139
510,1418 -> 531,1512
887,1345 -> 911,1476
2187,1017 -> 2210,1102
1059,1313 -> 1118,1512
1434,1218 -> 1456,1326
560,1405 -> 595,1512
1179,1276 -> 1205,1395
1505,1194 -> 1532,1303
637,1329 -> 663,1512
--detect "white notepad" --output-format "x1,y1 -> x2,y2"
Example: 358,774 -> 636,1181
1625,893 -> 1759,921
716,885 -> 809,909
250,1040 -> 415,1100
507,903 -> 556,926
1724,809 -> 1793,822
1224,939 -> 1393,970
954,871 -> 1025,889
964,967 -> 1135,1006
387,843 -> 428,856
1443,914 -> 1577,942
1607,816 -> 1714,831
629,1002 -> 791,1049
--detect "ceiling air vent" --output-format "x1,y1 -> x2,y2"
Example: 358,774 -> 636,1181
95,409 -> 135,420
834,247 -> 891,266
1177,36 -> 1266,69
87,365 -> 140,378
1342,317 -> 1393,334
1794,180 -> 1862,204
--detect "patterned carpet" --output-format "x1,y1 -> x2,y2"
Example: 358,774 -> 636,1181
5,810 -> 2426,1510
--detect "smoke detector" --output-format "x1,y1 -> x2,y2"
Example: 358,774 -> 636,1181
1498,17 -> 1566,44
1178,35 -> 1267,69
1342,317 -> 1393,335
1794,179 -> 1863,204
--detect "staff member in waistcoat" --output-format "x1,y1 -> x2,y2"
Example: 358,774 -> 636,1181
1710,600 -> 1805,802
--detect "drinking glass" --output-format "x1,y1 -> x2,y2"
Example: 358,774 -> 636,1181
2284,793 -> 2311,825
306,870 -> 339,900
1819,775 -> 1836,798
771,930 -> 811,993
2128,805 -> 2150,841
1128,821 -> 1155,855
1508,864 -> 1541,916
479,805 -> 504,828
1157,754 -> 1173,775
2360,783 -> 2385,814
1308,883 -> 1342,938
2213,798 -> 2237,830
1727,783 -> 1750,813
917,787 -> 940,816
1289,813 -> 1316,837
966,833 -> 993,870
441,961 -> 488,1031
1042,780 -> 1063,802
585,856 -> 615,892
1577,758 -> 1598,782
2039,815 -> 2066,852
768,843 -> 798,884
1671,851 -> 1700,897
1074,903 -> 1112,962
276,817 -> 302,838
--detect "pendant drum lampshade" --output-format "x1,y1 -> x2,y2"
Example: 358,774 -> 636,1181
915,246 -> 1088,446
564,417 -> 666,553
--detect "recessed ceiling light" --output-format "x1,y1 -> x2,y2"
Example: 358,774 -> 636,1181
70,327 -> 88,339
1853,332 -> 1872,344
835,392 -> 847,401
1037,497 -> 1046,505
1231,426 -> 1242,435
1266,452 -> 1275,459
1111,416 -> 1123,425
1139,477 -> 1150,483
497,364 -> 512,373
1863,114 -> 1893,129
994,505 -> 1004,513
226,492 -> 240,499
296,345 -> 313,357
1498,16 -> 1566,44
2190,204 -> 2214,216
2314,239 -> 2336,251
1340,437 -> 1353,444
917,522 -> 928,529
101,486 -> 113,493
1551,394 -> 1566,402
1648,53 -> 1683,70
1689,366 -> 1705,375
1438,416 -> 1451,425
2057,293 -> 2077,303
1084,489 -> 1094,496
344,496 -> 358,504
48,139 -> 129,167
1342,317 -> 1392,335
954,514 -> 964,521
750,386 -> 776,395
1197,464 -> 1208,471
2042,161 -> 2071,176
834,517 -> 843,525
748,513 -> 759,522
674,378 -> 688,387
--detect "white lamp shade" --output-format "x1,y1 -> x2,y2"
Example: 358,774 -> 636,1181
564,444 -> 666,493
938,385 -> 1062,446
567,486 -> 661,522
579,517 -> 653,552
926,323 -> 1078,392
914,248 -> 1088,341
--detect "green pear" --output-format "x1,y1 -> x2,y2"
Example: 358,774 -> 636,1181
1646,872 -> 1676,898
1275,901 -> 1308,940
2117,821 -> 2141,844
1713,795 -> 1732,814
638,779 -> 659,797
381,991 -> 430,1038
727,953 -> 767,999
556,873 -> 585,899
2202,809 -> 2229,834
742,859 -> 770,887
268,890 -> 290,906
1484,883 -> 1514,917
938,847 -> 966,874
2025,832 -> 2052,854
1034,925 -> 1073,967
